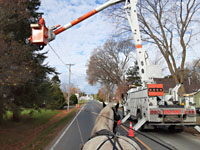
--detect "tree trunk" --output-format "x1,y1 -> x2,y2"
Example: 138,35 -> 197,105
12,107 -> 20,122
0,107 -> 4,124
179,85 -> 186,96
107,92 -> 110,102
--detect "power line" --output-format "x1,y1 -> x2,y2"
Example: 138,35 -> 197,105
48,43 -> 66,65
41,3 -> 83,92
42,0 -> 68,58
71,71 -> 85,78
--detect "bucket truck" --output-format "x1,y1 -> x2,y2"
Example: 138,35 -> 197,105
29,0 -> 197,132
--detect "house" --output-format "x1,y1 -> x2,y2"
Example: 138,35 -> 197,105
194,90 -> 200,111
154,77 -> 200,109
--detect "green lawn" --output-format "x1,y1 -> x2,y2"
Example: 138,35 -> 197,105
78,100 -> 88,105
4,108 -> 59,121
0,108 -> 77,150
25,109 -> 77,150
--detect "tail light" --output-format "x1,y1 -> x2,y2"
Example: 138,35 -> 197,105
184,110 -> 196,114
150,109 -> 161,114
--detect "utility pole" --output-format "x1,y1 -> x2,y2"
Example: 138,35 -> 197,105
66,64 -> 74,112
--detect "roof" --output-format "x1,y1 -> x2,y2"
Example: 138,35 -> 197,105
154,77 -> 200,94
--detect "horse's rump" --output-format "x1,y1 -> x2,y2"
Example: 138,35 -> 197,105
83,103 -> 141,150
82,130 -> 141,150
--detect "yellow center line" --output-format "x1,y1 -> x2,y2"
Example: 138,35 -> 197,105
120,124 -> 152,150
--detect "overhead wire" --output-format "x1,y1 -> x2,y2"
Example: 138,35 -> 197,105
71,71 -> 86,84
48,43 -> 66,66
41,0 -> 92,92
47,43 -> 83,88
42,0 -> 69,61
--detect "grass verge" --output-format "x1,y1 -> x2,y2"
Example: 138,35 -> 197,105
78,100 -> 88,105
25,109 -> 77,150
0,108 -> 77,150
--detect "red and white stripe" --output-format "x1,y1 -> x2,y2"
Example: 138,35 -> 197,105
54,0 -> 123,35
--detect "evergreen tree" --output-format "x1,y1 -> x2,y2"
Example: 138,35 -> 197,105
126,61 -> 141,86
0,0 -> 55,122
45,76 -> 66,109
70,94 -> 78,105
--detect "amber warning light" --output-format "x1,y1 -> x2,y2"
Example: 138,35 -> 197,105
148,84 -> 164,96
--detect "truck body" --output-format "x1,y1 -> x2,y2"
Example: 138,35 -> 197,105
123,85 -> 196,130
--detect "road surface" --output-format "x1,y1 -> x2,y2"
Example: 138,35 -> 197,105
48,100 -> 101,150
147,127 -> 200,150
48,100 -> 200,150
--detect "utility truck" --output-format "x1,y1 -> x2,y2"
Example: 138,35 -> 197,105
29,0 -> 197,131
122,84 -> 197,131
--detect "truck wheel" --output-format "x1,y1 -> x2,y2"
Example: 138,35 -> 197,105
168,126 -> 176,132
176,128 -> 184,133
168,126 -> 184,133
175,126 -> 184,133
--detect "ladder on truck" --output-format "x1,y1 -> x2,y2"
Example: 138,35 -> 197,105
133,118 -> 147,131
122,113 -> 147,131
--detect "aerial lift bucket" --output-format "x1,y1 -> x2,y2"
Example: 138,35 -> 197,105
29,18 -> 48,46
28,0 -> 124,49
29,17 -> 60,49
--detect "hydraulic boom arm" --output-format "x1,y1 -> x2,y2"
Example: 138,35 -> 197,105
54,0 -> 124,35
29,0 -> 124,45
29,0 -> 159,85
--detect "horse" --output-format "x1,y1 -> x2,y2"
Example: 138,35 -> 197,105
82,102 -> 141,150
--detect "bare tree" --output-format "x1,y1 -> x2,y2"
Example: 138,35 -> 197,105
192,58 -> 200,72
61,83 -> 81,103
101,84 -> 115,102
106,0 -> 200,95
86,39 -> 134,101
97,89 -> 106,102
186,57 -> 200,78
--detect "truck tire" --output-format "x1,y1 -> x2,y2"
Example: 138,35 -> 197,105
168,126 -> 184,133
168,126 -> 176,132
176,128 -> 184,133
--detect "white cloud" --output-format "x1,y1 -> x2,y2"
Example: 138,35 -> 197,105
39,0 -> 200,94
40,0 -> 115,94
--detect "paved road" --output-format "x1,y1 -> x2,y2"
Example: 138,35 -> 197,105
49,100 -> 102,150
147,128 -> 200,150
49,100 -> 200,150
118,121 -> 174,150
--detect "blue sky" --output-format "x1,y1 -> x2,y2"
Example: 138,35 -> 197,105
40,0 -> 115,94
39,0 -> 200,94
